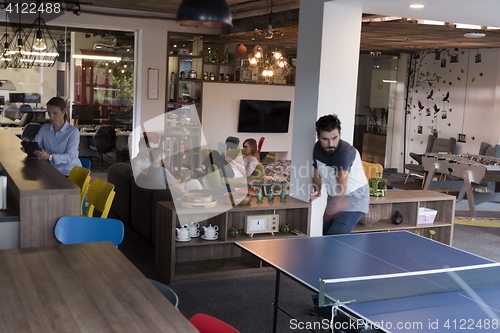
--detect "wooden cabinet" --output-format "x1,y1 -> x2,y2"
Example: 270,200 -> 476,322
352,190 -> 455,245
362,133 -> 386,166
155,197 -> 310,284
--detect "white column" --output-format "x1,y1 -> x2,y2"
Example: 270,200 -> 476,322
290,1 -> 363,236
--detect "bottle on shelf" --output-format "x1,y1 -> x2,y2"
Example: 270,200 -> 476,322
280,181 -> 287,202
256,186 -> 264,203
224,48 -> 229,63
207,48 -> 212,62
268,181 -> 275,202
210,73 -> 215,81
214,48 -> 219,63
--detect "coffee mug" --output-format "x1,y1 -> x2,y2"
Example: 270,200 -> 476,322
177,232 -> 189,240
205,230 -> 218,238
189,229 -> 200,237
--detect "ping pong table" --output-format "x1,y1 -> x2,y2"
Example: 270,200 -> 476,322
236,231 -> 500,332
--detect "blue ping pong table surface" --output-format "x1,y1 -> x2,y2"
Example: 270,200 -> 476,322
235,231 -> 500,332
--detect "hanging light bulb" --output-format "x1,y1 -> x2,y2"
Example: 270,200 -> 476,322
32,30 -> 47,51
10,38 -> 26,56
255,46 -> 263,59
273,50 -> 282,59
249,57 -> 257,65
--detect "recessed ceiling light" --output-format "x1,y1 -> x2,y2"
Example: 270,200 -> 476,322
409,4 -> 425,8
464,32 -> 486,38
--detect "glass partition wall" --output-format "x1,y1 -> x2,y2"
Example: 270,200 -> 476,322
0,22 -> 135,129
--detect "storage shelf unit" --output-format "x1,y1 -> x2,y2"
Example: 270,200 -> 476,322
155,197 -> 310,284
352,190 -> 455,245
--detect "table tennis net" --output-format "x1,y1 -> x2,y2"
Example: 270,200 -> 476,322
317,263 -> 500,307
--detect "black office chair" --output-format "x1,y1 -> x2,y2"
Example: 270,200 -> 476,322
90,125 -> 117,170
21,123 -> 41,141
225,136 -> 240,150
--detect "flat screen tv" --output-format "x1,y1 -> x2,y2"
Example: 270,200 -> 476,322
237,99 -> 291,133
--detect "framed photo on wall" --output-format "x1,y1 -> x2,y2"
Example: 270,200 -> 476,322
148,68 -> 159,99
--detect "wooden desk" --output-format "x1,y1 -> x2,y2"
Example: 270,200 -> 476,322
0,241 -> 198,332
0,131 -> 79,247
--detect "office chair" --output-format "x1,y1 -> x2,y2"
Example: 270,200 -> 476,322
79,157 -> 91,170
3,106 -> 20,120
189,313 -> 240,333
148,279 -> 179,308
86,179 -> 116,218
17,112 -> 34,128
54,216 -> 124,248
20,123 -> 41,141
68,166 -> 91,216
225,136 -> 240,150
19,104 -> 33,115
91,125 -> 117,170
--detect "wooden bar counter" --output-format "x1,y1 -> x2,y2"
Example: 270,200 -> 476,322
0,130 -> 79,247
0,241 -> 198,332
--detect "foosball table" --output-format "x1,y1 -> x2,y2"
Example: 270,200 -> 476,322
421,153 -> 500,218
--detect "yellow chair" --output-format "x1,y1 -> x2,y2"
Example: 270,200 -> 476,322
86,179 -> 116,218
362,161 -> 383,180
68,166 -> 91,216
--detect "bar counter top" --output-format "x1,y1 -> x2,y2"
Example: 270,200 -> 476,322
0,130 -> 80,247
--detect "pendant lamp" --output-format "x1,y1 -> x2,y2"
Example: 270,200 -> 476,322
176,0 -> 232,27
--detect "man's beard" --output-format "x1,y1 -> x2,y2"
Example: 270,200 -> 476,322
323,147 -> 336,155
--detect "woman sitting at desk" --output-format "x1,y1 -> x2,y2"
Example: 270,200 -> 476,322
193,138 -> 259,179
32,97 -> 81,176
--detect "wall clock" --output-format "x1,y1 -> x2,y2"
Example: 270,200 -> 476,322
240,68 -> 253,82
245,214 -> 279,237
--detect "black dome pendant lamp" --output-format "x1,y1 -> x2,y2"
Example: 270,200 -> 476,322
176,0 -> 233,27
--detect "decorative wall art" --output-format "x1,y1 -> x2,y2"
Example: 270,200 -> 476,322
405,47 -> 485,163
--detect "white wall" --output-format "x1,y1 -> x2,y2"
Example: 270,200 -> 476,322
404,48 -> 500,159
201,82 -> 295,157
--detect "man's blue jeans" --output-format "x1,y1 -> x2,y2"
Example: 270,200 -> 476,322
323,211 -> 364,235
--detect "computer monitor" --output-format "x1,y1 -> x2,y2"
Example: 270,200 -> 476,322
24,93 -> 41,104
9,93 -> 25,103
0,96 -> 5,106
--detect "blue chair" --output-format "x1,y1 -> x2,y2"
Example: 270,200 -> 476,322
79,157 -> 91,170
54,216 -> 124,248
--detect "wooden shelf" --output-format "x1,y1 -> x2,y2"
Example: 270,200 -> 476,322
352,190 -> 455,245
155,197 -> 310,284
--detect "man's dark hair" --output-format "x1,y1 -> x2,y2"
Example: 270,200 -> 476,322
316,114 -> 341,136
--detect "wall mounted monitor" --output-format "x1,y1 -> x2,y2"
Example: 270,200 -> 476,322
237,99 -> 291,133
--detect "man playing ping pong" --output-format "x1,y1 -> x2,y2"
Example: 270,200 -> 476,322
310,114 -> 369,234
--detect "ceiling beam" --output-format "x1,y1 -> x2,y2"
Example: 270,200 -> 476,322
222,8 -> 299,34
